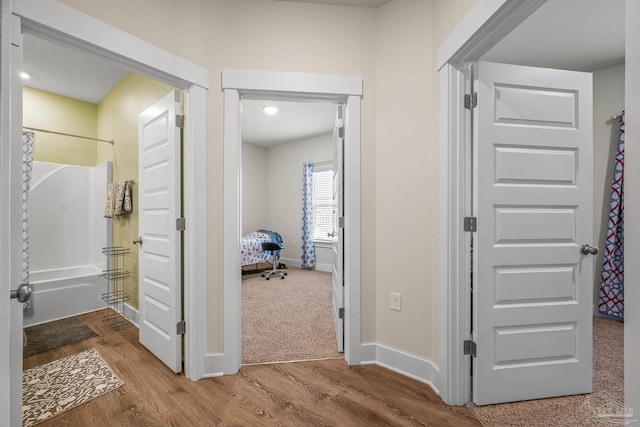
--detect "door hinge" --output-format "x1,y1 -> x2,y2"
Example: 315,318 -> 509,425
338,216 -> 345,228
464,217 -> 477,232
339,307 -> 345,319
177,320 -> 186,335
176,217 -> 186,231
338,126 -> 345,139
464,92 -> 477,110
463,340 -> 477,357
176,114 -> 185,128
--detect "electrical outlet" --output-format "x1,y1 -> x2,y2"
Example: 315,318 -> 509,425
390,292 -> 401,311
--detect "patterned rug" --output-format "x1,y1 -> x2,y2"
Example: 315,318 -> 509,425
23,317 -> 98,358
22,348 -> 123,426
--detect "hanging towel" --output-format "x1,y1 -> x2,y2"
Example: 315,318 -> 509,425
123,181 -> 133,214
114,180 -> 126,217
103,183 -> 116,218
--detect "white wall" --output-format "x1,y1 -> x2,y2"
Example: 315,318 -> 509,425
241,142 -> 267,236
58,0 -> 475,366
625,0 -> 640,415
592,64 -> 625,310
375,0 -> 437,360
242,135 -> 334,272
265,132 -> 333,267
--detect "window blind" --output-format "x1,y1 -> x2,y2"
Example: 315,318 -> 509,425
312,168 -> 334,241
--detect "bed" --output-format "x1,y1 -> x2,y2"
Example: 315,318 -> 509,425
241,229 -> 284,267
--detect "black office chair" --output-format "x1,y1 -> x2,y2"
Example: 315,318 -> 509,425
261,241 -> 287,280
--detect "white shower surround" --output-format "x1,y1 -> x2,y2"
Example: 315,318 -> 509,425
24,161 -> 112,326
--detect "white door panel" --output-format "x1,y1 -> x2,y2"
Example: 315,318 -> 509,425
332,106 -> 344,353
473,61 -> 593,405
2,15 -> 25,425
138,90 -> 182,373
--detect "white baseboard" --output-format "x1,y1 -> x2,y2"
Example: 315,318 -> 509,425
125,305 -> 227,379
201,343 -> 440,395
122,303 -> 139,327
360,343 -> 440,395
203,354 -> 226,378
281,257 -> 332,273
281,257 -> 301,268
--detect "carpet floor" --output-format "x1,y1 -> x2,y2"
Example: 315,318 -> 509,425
23,316 -> 98,358
242,267 -> 342,364
469,317 -> 624,426
22,348 -> 123,426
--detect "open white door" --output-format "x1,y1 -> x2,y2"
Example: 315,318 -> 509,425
138,90 -> 182,373
1,12 -> 26,425
331,106 -> 345,353
473,61 -> 593,405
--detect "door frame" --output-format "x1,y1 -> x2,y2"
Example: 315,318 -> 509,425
437,0 -> 548,405
221,69 -> 362,373
10,0 -> 209,380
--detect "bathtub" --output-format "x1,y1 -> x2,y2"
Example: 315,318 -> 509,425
23,265 -> 108,327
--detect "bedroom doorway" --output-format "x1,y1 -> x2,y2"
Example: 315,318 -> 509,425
222,69 -> 363,374
239,98 -> 342,364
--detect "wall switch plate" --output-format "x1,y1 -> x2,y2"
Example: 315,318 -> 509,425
390,292 -> 401,311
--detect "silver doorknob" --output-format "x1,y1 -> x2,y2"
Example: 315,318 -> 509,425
133,237 -> 143,245
10,283 -> 32,303
580,244 -> 599,255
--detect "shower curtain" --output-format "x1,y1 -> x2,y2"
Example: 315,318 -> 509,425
300,162 -> 316,269
598,112 -> 625,319
22,131 -> 35,284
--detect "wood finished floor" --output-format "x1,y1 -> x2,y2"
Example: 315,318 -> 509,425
24,310 -> 481,427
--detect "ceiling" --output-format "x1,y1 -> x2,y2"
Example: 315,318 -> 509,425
22,33 -> 128,104
22,0 -> 625,146
274,0 -> 390,6
241,100 -> 338,147
482,0 -> 625,71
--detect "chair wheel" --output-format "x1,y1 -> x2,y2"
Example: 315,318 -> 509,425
280,276 -> 284,279
266,277 -> 270,280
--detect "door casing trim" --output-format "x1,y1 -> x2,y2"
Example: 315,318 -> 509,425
222,68 -> 362,373
11,0 -> 209,381
437,0 -> 547,405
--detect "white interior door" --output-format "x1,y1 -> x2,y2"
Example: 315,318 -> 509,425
331,106 -> 345,353
1,13 -> 26,425
473,61 -> 594,405
138,90 -> 182,373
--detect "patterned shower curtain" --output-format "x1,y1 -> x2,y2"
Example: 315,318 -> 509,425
300,162 -> 316,269
22,131 -> 36,284
598,112 -> 625,319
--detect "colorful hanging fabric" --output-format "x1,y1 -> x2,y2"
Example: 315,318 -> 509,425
300,162 -> 316,269
598,111 -> 625,319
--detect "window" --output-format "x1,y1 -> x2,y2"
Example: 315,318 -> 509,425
312,166 -> 334,242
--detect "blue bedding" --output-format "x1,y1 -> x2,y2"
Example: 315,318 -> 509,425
241,230 -> 283,266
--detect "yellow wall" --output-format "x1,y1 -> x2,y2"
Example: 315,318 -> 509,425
23,87 -> 98,166
59,0 -> 475,362
97,72 -> 177,309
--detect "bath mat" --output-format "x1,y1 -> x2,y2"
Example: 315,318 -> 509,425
23,316 -> 98,358
22,348 -> 123,426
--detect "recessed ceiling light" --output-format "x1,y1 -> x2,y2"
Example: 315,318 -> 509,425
20,72 -> 30,80
262,106 -> 279,115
